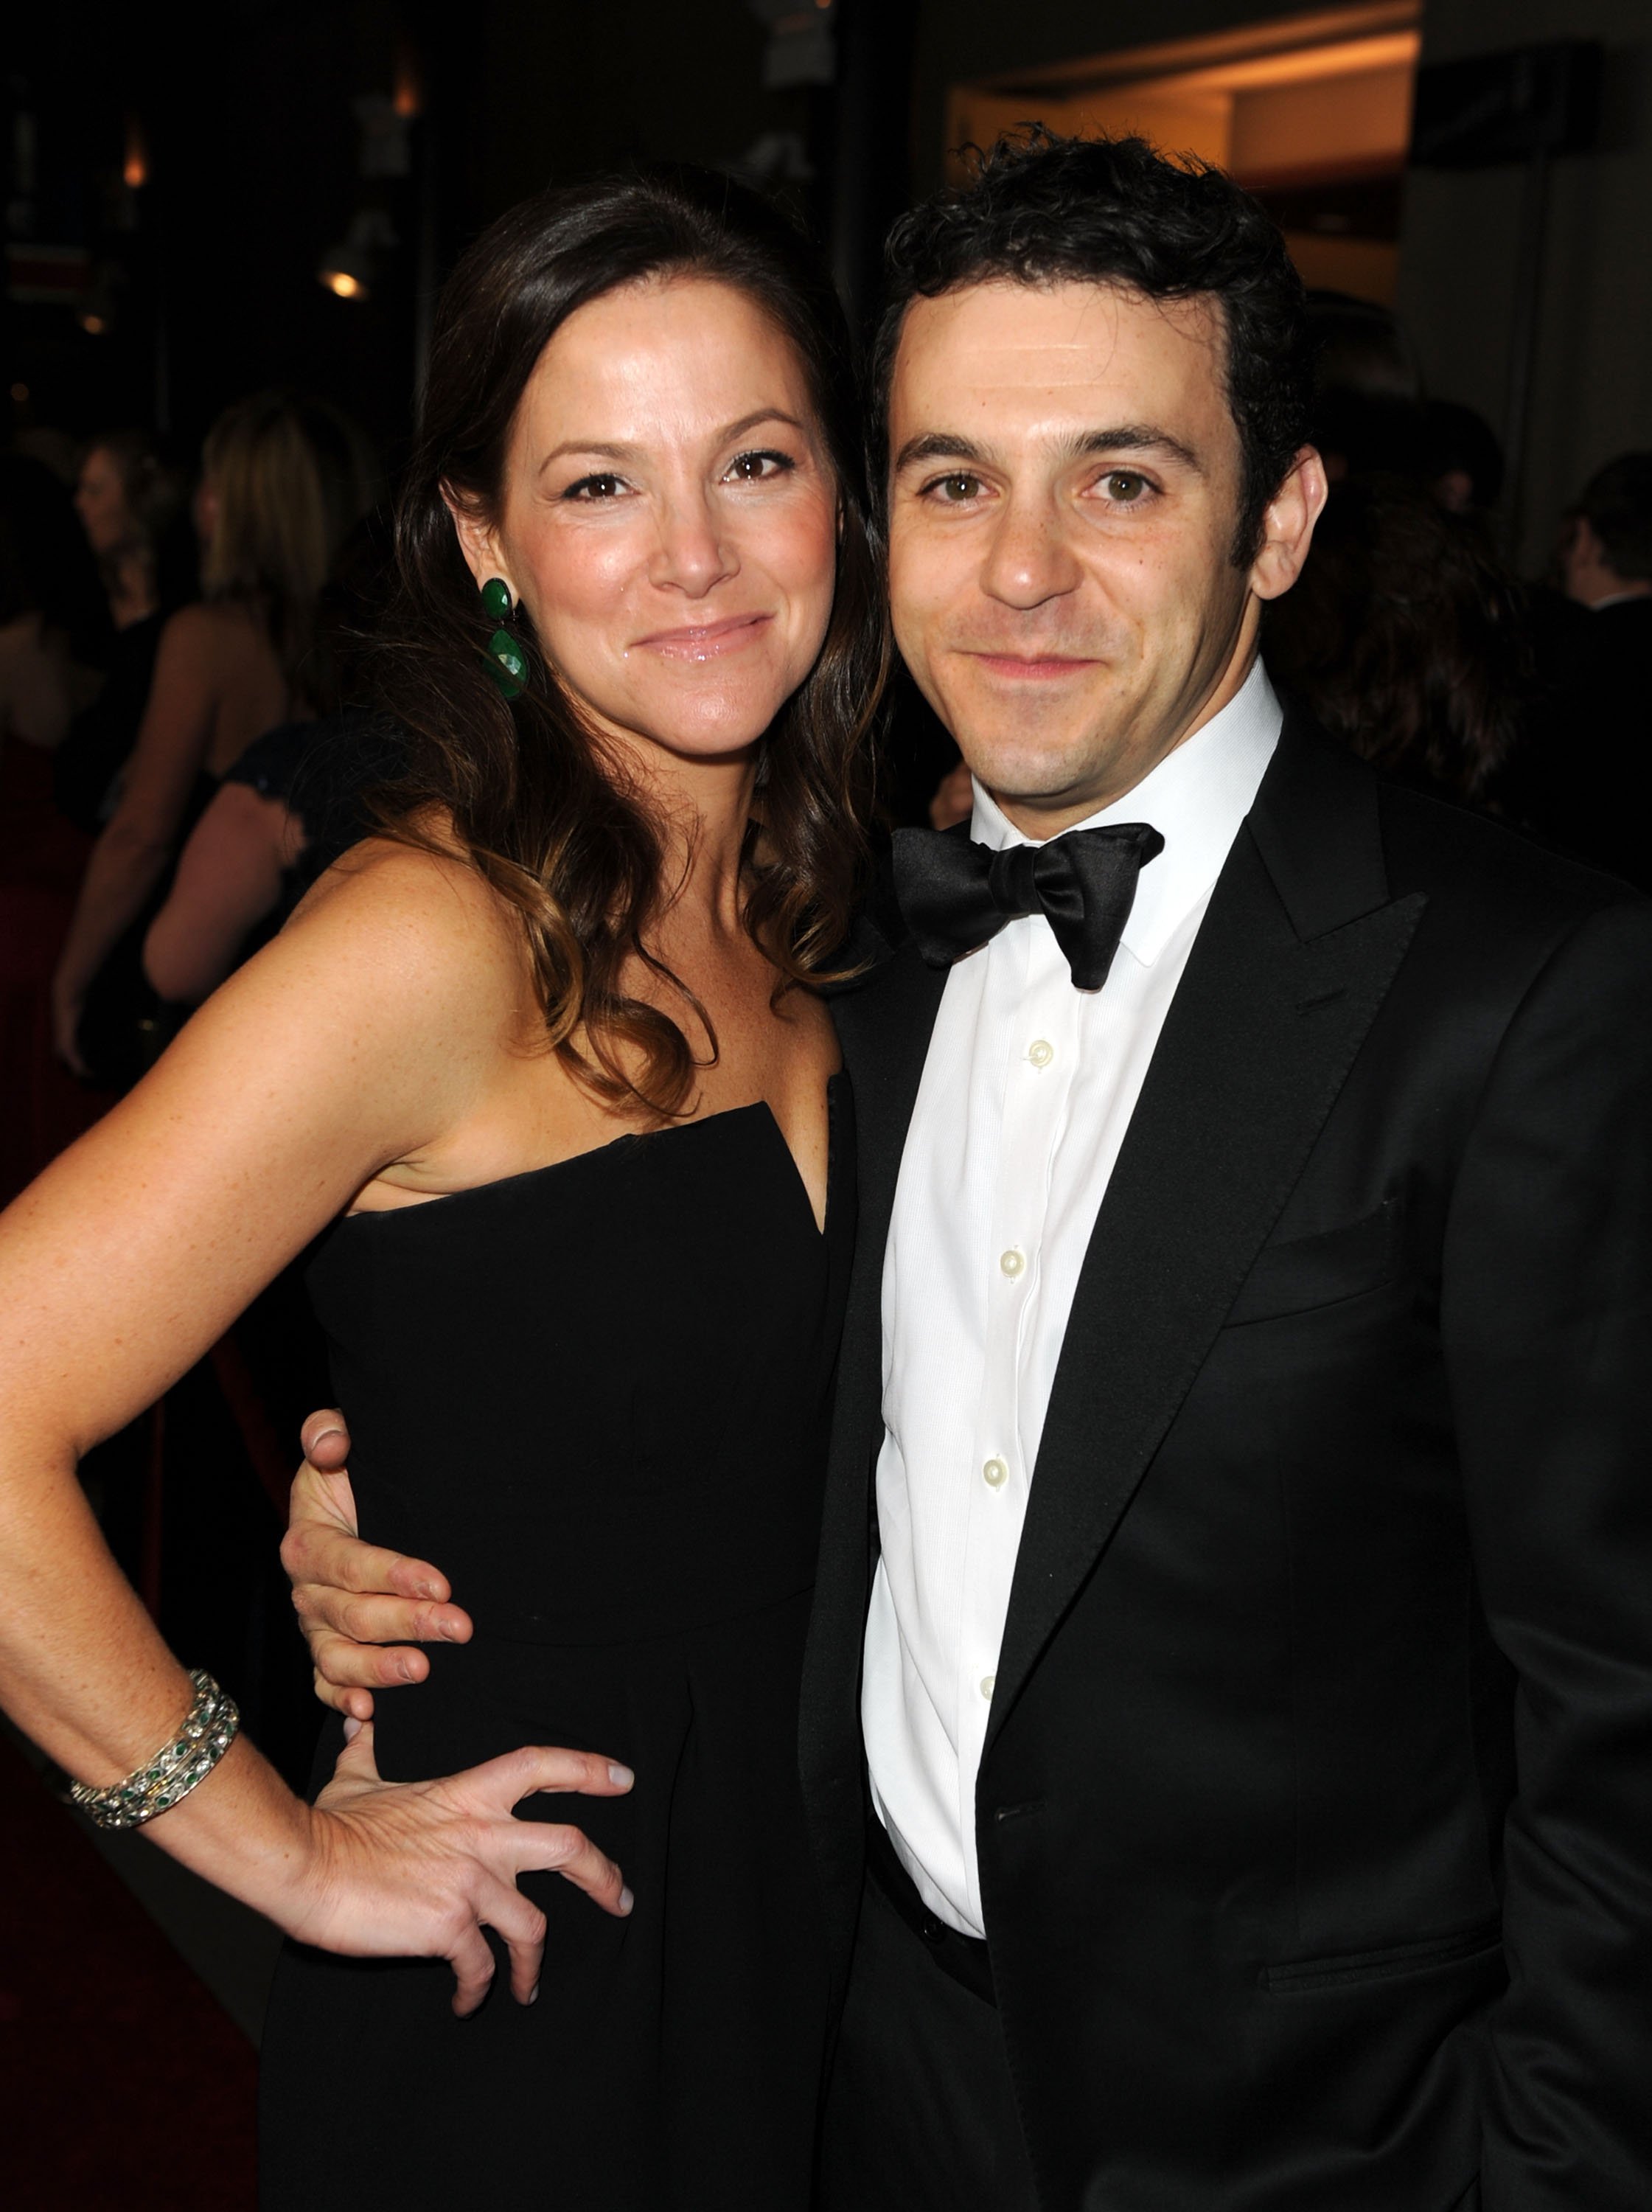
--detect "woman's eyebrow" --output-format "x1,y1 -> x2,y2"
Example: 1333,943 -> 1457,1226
536,409 -> 810,474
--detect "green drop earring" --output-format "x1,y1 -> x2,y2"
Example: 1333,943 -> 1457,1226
481,576 -> 527,699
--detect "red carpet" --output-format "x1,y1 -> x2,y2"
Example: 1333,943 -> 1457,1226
0,1731 -> 257,2208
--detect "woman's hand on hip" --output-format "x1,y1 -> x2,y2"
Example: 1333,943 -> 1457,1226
293,1719 -> 635,2016
283,1407 -> 473,1720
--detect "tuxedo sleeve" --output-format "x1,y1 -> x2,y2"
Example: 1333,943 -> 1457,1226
1441,894 -> 1652,2209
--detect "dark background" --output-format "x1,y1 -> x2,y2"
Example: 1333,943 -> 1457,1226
5,0 -> 919,465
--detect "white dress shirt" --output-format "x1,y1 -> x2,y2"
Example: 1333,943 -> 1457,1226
862,658 -> 1283,1935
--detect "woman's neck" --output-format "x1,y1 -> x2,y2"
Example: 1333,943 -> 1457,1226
627,740 -> 761,938
108,549 -> 158,630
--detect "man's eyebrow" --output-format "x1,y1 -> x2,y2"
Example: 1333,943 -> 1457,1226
893,431 -> 991,473
892,424 -> 1204,475
1064,424 -> 1204,473
537,409 -> 808,473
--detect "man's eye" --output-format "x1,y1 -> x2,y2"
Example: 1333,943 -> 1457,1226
727,449 -> 796,482
564,473 -> 624,501
1102,470 -> 1150,504
930,473 -> 983,503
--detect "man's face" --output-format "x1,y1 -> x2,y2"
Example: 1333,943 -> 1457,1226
886,277 -> 1323,834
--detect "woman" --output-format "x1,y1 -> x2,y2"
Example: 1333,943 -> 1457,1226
0,458 -> 114,1201
0,168 -> 883,2207
54,431 -> 193,835
50,391 -> 374,1082
0,453 -> 111,762
74,431 -> 185,634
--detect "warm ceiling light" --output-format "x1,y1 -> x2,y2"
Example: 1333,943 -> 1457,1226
393,49 -> 423,118
123,119 -> 148,189
323,268 -> 364,299
80,312 -> 107,334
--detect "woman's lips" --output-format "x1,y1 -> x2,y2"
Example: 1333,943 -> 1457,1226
632,612 -> 773,661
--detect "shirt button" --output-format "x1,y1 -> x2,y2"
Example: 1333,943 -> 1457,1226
983,1457 -> 1008,1489
999,1248 -> 1025,1279
1028,1039 -> 1055,1068
980,1673 -> 996,1700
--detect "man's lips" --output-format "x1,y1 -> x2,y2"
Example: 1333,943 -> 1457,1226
632,612 -> 773,661
962,648 -> 1103,681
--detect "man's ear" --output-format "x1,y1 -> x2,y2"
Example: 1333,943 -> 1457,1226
1250,445 -> 1328,604
441,480 -> 509,597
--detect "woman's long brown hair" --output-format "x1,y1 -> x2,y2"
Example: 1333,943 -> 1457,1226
371,167 -> 888,1116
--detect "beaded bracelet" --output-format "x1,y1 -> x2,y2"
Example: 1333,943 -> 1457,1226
69,1669 -> 241,1832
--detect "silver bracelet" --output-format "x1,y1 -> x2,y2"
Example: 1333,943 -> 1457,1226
69,1669 -> 241,1832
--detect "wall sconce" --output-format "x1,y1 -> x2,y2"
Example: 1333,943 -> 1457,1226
747,0 -> 836,91
317,209 -> 399,301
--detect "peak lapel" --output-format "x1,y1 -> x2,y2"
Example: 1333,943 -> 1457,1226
986,724 -> 1426,1756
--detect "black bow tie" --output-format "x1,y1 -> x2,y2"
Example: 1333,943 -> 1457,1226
892,821 -> 1165,990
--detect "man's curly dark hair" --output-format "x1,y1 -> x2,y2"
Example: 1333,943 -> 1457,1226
871,128 -> 1313,566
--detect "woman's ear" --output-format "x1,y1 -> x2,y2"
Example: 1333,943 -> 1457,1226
440,480 -> 507,596
1250,446 -> 1329,604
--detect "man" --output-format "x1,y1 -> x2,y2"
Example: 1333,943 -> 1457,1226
287,136 -> 1652,2208
1515,451 -> 1652,892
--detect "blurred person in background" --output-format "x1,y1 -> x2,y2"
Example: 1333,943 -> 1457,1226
0,453 -> 111,765
143,513 -> 397,1009
1513,451 -> 1652,889
1561,451 -> 1652,615
50,390 -> 375,1083
1418,397 -> 1504,519
1,457 -> 116,1200
75,431 -> 184,632
54,431 -> 195,835
142,720 -> 330,1006
1263,474 -> 1527,812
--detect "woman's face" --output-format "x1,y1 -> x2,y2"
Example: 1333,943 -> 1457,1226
453,276 -> 840,765
75,447 -> 134,557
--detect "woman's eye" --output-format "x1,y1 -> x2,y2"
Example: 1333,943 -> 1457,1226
1101,470 -> 1150,504
725,449 -> 795,482
564,473 -> 625,501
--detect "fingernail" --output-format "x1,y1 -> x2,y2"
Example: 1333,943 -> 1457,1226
528,1981 -> 540,2005
414,1579 -> 439,1601
397,1658 -> 419,1681
341,1717 -> 362,1742
313,1426 -> 345,1449
619,1886 -> 635,1916
608,1763 -> 634,1789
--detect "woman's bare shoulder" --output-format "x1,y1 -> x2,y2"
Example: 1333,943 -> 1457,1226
158,599 -> 271,669
282,832 -> 525,1016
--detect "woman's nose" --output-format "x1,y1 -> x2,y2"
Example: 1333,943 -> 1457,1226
647,492 -> 736,598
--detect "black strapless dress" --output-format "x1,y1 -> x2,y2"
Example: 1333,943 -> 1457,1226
259,1079 -> 854,2209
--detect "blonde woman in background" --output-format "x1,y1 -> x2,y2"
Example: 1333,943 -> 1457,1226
52,392 -> 374,1077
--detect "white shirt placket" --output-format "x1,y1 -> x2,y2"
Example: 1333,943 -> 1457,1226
955,915 -> 1080,1916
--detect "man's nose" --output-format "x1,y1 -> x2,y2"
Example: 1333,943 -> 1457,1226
648,490 -> 737,598
978,495 -> 1081,610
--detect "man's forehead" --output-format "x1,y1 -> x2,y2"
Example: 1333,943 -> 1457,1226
891,278 -> 1225,408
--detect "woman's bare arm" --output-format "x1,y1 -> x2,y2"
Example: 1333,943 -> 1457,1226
51,605 -> 226,1068
143,776 -> 302,1003
4,846 -> 631,2003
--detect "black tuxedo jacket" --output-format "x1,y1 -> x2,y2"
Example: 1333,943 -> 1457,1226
801,711 -> 1652,2211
